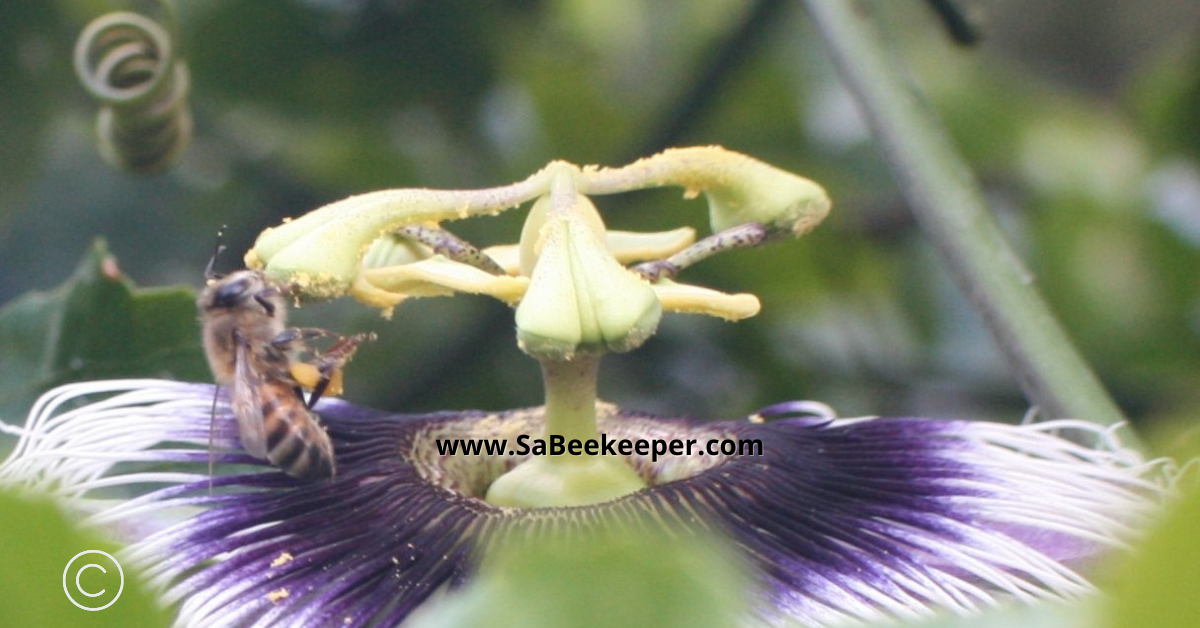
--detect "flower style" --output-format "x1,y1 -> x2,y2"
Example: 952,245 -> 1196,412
0,381 -> 1167,627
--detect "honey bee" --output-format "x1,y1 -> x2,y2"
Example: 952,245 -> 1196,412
198,269 -> 371,480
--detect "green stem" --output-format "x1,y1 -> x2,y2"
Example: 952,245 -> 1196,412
484,356 -> 646,508
541,358 -> 602,447
800,1 -> 1135,442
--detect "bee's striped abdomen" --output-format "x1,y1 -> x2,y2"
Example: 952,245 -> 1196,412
259,383 -> 336,480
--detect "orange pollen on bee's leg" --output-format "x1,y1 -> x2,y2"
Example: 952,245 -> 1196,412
288,362 -> 321,390
326,369 -> 345,397
288,362 -> 346,397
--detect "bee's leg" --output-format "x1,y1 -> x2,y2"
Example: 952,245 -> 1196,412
306,383 -> 329,409
319,333 -> 375,364
271,327 -> 341,404
306,333 -> 375,409
631,222 -> 776,281
272,327 -> 373,363
270,327 -> 338,353
397,224 -> 506,275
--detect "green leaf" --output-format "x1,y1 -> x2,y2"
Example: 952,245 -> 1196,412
0,487 -> 170,627
0,240 -> 206,426
1107,476 -> 1200,628
409,526 -> 749,628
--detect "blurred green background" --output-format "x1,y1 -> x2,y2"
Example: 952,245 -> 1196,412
1,0 -> 1198,441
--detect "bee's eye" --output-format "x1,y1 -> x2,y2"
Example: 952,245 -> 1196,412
212,278 -> 250,308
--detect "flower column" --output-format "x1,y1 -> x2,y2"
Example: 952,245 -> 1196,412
490,163 -> 657,506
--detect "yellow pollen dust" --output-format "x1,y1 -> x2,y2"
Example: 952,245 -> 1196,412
270,552 -> 294,568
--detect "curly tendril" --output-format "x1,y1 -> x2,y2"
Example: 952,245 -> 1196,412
73,4 -> 192,173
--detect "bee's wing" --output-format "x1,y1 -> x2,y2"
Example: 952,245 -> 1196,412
231,332 -> 268,459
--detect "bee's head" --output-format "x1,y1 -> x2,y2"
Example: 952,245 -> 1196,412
203,270 -> 277,316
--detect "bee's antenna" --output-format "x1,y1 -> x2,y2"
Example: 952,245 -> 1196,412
205,225 -> 228,281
